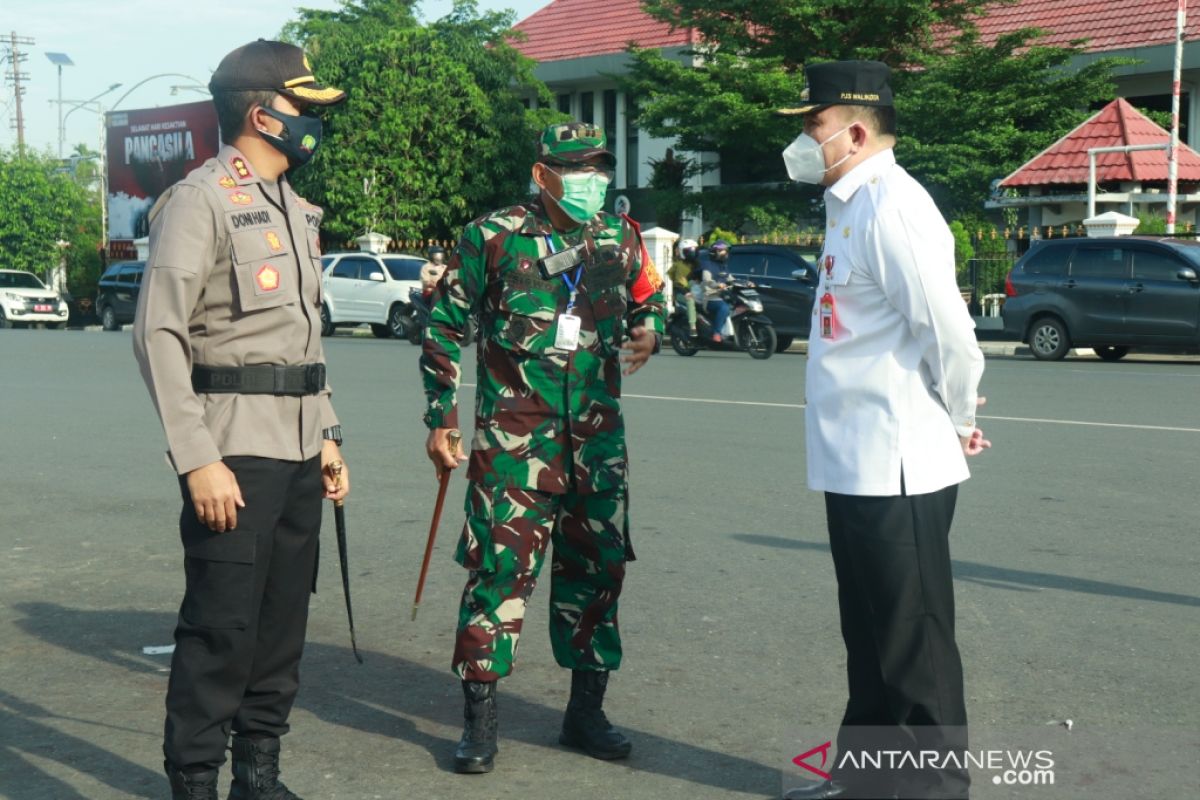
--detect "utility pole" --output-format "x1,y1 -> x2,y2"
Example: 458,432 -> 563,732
1166,0 -> 1187,235
4,31 -> 35,155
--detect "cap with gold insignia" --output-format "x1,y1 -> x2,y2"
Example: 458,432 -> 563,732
209,39 -> 346,106
537,122 -> 616,168
777,60 -> 892,116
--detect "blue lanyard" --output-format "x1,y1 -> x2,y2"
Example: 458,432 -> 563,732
545,234 -> 583,313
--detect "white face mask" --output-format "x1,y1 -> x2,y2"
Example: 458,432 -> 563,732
782,126 -> 853,184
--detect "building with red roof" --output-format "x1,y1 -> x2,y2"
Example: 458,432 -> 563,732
512,0 -> 1200,231
991,99 -> 1200,229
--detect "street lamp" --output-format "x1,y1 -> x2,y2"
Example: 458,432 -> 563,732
60,83 -> 122,136
45,51 -> 74,159
170,84 -> 211,97
56,96 -> 116,252
110,73 -> 204,111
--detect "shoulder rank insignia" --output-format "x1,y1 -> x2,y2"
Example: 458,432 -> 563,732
229,191 -> 253,206
256,264 -> 280,292
230,157 -> 253,180
218,175 -> 236,189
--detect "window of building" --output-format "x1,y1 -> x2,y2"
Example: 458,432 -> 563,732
580,91 -> 594,124
557,93 -> 572,115
625,94 -> 640,188
603,90 -> 617,146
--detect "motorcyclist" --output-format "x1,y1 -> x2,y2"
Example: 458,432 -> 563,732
420,245 -> 448,298
693,239 -> 731,343
669,238 -> 699,335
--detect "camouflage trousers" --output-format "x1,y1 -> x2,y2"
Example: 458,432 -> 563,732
452,482 -> 631,682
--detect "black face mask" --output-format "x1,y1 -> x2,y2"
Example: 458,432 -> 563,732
257,106 -> 323,168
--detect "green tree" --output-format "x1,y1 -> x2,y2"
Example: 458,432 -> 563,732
641,0 -> 1003,66
0,150 -> 104,300
623,0 -> 1123,227
894,29 -> 1126,217
283,0 -> 560,245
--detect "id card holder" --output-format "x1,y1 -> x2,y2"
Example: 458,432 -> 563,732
555,313 -> 582,351
818,292 -> 838,341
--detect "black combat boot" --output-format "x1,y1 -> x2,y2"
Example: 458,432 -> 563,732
228,736 -> 302,800
165,761 -> 219,800
454,680 -> 499,773
559,670 -> 632,760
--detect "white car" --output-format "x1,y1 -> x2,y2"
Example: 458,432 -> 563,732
0,269 -> 69,329
319,252 -> 427,338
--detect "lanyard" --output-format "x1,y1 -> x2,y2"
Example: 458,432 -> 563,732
544,233 -> 583,313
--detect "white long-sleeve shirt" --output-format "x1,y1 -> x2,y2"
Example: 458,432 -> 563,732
805,149 -> 984,497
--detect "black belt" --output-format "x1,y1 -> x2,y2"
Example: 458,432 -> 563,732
192,364 -> 326,396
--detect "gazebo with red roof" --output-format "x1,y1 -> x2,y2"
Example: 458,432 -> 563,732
989,99 -> 1200,230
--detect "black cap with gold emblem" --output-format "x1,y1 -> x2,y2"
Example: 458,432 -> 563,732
777,60 -> 892,116
209,39 -> 347,106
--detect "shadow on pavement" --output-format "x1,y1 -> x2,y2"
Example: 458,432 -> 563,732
731,534 -> 1200,608
11,602 -> 778,797
0,689 -> 161,800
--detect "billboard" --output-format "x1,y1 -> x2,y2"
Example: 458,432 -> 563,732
106,100 -> 219,244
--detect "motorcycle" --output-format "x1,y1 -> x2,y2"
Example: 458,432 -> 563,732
403,287 -> 476,346
668,280 -> 777,360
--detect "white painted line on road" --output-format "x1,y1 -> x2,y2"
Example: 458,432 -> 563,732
460,383 -> 803,409
980,414 -> 1200,434
624,392 -> 805,409
463,384 -> 1199,431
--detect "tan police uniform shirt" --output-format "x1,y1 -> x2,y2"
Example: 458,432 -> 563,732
133,144 -> 338,475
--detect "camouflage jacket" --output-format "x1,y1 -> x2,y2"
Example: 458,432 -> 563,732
421,199 -> 666,494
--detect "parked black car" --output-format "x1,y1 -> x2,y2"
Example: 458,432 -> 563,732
96,260 -> 145,331
1001,236 -> 1200,360
723,244 -> 820,350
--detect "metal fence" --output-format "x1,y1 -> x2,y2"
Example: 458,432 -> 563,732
964,255 -> 1018,317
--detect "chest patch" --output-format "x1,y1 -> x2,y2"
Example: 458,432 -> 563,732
256,264 -> 281,293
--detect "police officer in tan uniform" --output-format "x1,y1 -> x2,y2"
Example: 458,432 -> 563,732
133,39 -> 348,800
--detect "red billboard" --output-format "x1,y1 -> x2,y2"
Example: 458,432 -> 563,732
106,100 -> 219,246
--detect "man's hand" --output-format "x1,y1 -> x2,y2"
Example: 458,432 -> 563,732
426,427 -> 466,478
621,326 -> 657,376
186,461 -> 245,532
961,396 -> 991,457
321,439 -> 349,502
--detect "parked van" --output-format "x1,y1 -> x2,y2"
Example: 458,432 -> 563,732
1002,236 -> 1200,360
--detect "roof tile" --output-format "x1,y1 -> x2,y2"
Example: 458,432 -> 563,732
970,0 -> 1200,52
511,0 -> 691,62
1000,99 -> 1200,186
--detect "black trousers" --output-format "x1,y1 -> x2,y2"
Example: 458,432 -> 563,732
824,484 -> 969,800
164,456 -> 322,771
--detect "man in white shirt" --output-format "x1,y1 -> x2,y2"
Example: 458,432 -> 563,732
778,61 -> 990,800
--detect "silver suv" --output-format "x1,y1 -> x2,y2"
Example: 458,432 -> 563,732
319,252 -> 427,338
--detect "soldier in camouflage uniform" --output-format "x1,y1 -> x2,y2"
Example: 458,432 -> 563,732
421,122 -> 666,774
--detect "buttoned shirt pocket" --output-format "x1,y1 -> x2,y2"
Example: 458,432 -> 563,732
230,228 -> 299,313
590,287 -> 627,354
820,253 -> 855,289
494,276 -> 559,355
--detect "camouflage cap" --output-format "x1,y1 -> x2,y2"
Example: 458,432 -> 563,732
537,122 -> 616,168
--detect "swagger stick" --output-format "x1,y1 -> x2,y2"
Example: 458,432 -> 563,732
329,460 -> 363,663
412,430 -> 461,621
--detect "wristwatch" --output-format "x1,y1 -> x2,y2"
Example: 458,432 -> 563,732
322,425 -> 343,445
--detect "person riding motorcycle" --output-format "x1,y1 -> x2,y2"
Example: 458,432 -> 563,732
668,238 -> 699,335
693,239 -> 732,343
420,245 -> 448,298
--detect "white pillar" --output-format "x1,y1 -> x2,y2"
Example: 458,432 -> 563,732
615,90 -> 628,190
639,226 -> 680,310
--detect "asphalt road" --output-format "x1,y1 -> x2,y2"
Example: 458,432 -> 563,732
1,329 -> 1197,800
